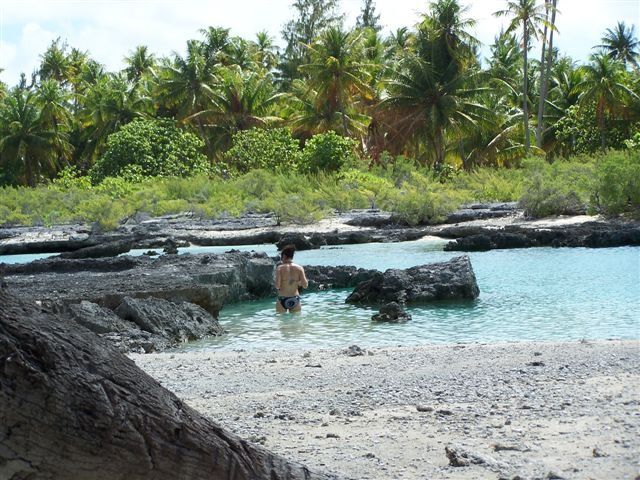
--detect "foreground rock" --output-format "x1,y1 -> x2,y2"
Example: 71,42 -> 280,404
0,284 -> 339,480
346,255 -> 479,305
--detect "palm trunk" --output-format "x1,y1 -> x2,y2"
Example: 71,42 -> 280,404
522,25 -> 530,152
535,0 -> 550,149
536,0 -> 557,150
598,104 -> 607,151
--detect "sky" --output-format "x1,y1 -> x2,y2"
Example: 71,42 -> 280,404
0,0 -> 638,85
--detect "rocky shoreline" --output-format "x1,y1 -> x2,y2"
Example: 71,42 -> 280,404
1,205 -> 639,257
131,340 -> 640,480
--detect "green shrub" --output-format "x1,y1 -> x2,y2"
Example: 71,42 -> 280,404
594,151 -> 640,216
223,128 -> 301,173
90,119 -> 208,182
299,132 -> 357,173
518,157 -> 595,218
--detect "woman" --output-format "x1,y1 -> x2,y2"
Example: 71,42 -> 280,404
274,244 -> 308,313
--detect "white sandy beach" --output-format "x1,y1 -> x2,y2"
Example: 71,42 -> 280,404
132,340 -> 639,480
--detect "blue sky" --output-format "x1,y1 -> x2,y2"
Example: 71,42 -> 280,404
0,0 -> 638,85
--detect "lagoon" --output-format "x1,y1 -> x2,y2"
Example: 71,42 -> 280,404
179,241 -> 640,352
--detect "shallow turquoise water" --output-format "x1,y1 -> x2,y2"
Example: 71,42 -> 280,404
2,240 -> 637,350
180,241 -> 640,352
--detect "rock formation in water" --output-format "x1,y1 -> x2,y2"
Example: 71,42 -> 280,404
0,283 -> 340,480
346,255 -> 480,305
442,221 -> 640,251
371,302 -> 412,322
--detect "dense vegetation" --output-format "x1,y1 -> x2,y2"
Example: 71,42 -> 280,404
1,0 -> 639,228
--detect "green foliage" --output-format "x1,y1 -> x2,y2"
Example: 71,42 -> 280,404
223,128 -> 301,173
299,132 -> 357,173
2,151 -> 638,229
90,119 -> 208,182
519,157 -> 596,218
594,151 -> 640,216
555,104 -> 632,155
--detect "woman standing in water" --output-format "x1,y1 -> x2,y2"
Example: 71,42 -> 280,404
275,244 -> 308,313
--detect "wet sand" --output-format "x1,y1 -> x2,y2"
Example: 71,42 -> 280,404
131,339 -> 639,480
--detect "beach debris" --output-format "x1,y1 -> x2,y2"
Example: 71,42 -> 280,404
344,345 -> 365,356
527,361 -> 546,367
493,443 -> 528,452
436,408 -> 453,416
592,447 -> 608,458
416,404 -> 434,413
445,445 -> 505,469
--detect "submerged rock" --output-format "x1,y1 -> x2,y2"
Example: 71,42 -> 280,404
371,302 -> 412,322
345,255 -> 480,305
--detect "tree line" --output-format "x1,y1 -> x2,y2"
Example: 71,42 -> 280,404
0,0 -> 638,187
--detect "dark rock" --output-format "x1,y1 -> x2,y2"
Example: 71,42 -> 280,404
276,233 -> 317,251
344,345 -> 365,357
305,265 -> 377,291
343,210 -> 394,227
114,297 -> 224,342
446,202 -> 518,223
67,300 -> 131,334
443,221 -> 640,251
162,238 -> 179,255
3,251 -> 275,352
58,239 -> 133,259
346,255 -> 480,305
371,302 -> 412,322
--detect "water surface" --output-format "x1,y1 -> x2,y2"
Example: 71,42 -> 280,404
181,241 -> 640,352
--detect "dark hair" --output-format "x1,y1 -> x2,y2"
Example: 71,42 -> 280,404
280,244 -> 296,259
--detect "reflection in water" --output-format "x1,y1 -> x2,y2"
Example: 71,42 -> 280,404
181,242 -> 640,352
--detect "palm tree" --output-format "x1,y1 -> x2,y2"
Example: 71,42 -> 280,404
124,45 -> 156,84
252,32 -> 279,71
299,27 -> 373,136
188,67 -> 283,154
378,0 -> 487,167
378,54 -> 488,167
287,79 -> 370,140
39,38 -> 72,85
155,41 -> 218,154
36,79 -> 72,132
80,73 -> 147,163
0,89 -> 69,186
495,0 -> 550,151
595,21 -> 640,69
579,53 -> 637,150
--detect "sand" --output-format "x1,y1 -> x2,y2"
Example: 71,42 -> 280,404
131,340 -> 639,480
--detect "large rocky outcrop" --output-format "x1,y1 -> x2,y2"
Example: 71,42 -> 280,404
0,284 -> 339,480
345,255 -> 480,305
2,251 -> 275,352
4,251 -> 275,315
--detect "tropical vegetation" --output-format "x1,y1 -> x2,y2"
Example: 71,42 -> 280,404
1,0 -> 639,228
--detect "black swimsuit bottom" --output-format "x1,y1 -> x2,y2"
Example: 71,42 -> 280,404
278,295 -> 301,310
